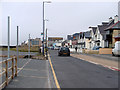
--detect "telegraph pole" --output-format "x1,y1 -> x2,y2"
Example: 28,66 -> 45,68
17,26 -> 19,61
42,2 -> 45,56
8,16 -> 10,59
46,28 -> 47,57
28,34 -> 30,58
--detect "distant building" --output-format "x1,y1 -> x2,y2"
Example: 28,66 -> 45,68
48,37 -> 63,47
21,38 -> 42,47
67,35 -> 73,40
30,38 -> 42,47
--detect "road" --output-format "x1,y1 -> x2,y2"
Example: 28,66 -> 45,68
49,50 -> 118,88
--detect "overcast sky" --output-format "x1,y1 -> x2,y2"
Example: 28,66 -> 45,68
1,0 -> 119,45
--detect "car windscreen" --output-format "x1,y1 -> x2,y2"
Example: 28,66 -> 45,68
61,48 -> 69,51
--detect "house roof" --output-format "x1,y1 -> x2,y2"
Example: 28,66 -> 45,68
89,26 -> 97,34
84,31 -> 91,38
98,22 -> 114,40
98,24 -> 109,34
105,21 -> 120,30
92,27 -> 97,34
108,19 -> 114,26
73,33 -> 80,36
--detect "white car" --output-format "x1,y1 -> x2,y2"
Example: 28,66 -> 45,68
112,41 -> 120,56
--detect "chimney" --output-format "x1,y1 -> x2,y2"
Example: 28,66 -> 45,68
114,15 -> 119,23
109,17 -> 113,22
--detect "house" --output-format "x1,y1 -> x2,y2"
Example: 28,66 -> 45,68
67,35 -> 73,48
89,26 -> 97,49
89,15 -> 117,49
77,32 -> 85,49
105,15 -> 119,47
72,33 -> 80,48
84,31 -> 91,49
94,23 -> 109,48
105,21 -> 120,47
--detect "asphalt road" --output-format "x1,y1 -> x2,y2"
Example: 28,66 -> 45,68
49,50 -> 119,88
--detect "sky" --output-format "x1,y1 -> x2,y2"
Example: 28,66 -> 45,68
1,0 -> 119,46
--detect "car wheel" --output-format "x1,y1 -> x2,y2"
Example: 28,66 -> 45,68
58,54 -> 61,56
112,52 -> 115,56
68,54 -> 70,56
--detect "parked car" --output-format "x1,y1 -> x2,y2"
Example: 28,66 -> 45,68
48,46 -> 54,50
58,47 -> 70,56
112,41 -> 120,56
92,46 -> 102,50
54,46 -> 60,50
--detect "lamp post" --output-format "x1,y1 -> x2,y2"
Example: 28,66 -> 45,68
8,16 -> 10,59
42,1 -> 51,56
17,26 -> 19,61
28,34 -> 30,58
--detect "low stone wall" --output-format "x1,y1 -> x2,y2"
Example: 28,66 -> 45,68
70,48 -> 83,53
99,48 -> 112,54
70,48 -> 75,52
83,49 -> 99,54
70,48 -> 112,54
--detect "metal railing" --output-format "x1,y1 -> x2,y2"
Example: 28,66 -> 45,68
0,57 -> 17,89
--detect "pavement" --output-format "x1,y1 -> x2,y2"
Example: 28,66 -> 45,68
71,52 -> 119,61
71,53 -> 119,71
3,58 -> 56,89
49,50 -> 118,88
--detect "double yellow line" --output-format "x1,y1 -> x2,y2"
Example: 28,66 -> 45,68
48,53 -> 61,90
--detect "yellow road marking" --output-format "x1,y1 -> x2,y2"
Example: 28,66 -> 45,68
48,53 -> 61,90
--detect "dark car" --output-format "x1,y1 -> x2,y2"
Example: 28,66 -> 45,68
58,47 -> 70,56
92,46 -> 102,50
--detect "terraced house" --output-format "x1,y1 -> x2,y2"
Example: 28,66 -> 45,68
105,15 -> 120,48
67,15 -> 119,51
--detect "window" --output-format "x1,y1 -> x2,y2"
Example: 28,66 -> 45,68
98,34 -> 100,39
32,41 -> 39,45
97,43 -> 100,46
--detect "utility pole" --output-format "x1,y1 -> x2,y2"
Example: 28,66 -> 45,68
17,26 -> 19,61
46,28 -> 48,57
8,16 -> 10,59
7,16 -> 10,76
28,34 -> 30,58
42,1 -> 51,56
42,2 -> 45,56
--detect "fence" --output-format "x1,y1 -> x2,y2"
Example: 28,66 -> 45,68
0,57 -> 17,89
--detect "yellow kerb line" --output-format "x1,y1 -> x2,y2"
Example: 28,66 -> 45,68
48,53 -> 61,90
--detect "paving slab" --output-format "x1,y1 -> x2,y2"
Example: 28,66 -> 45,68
4,59 -> 52,88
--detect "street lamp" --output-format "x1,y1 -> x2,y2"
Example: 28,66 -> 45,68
42,1 -> 51,56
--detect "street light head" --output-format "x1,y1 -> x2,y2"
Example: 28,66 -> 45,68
44,1 -> 51,3
44,19 -> 49,21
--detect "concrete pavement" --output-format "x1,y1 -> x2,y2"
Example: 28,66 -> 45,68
4,58 -> 56,89
71,53 -> 119,71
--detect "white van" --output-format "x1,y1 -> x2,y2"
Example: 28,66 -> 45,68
112,41 -> 120,56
